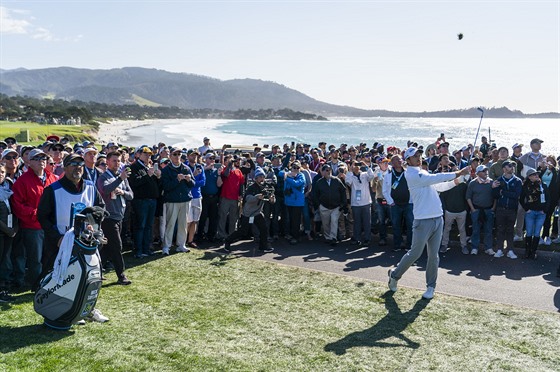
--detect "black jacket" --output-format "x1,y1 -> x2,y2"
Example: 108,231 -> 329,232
128,160 -> 160,199
312,176 -> 347,210
520,180 -> 550,212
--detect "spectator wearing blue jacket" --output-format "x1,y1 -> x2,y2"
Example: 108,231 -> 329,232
279,160 -> 306,244
185,149 -> 206,248
491,160 -> 522,259
161,147 -> 195,255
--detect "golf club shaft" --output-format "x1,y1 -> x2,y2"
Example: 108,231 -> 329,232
469,108 -> 484,164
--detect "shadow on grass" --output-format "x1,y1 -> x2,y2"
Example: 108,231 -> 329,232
196,249 -> 255,267
0,324 -> 74,352
324,292 -> 429,355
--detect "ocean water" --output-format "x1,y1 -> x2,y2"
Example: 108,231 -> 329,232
121,117 -> 560,155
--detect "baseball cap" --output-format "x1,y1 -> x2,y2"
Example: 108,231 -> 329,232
321,164 -> 332,171
502,160 -> 516,168
512,143 -> 523,150
403,147 -> 423,160
525,168 -> 538,177
50,143 -> 65,151
28,149 -> 47,160
63,153 -> 85,167
475,165 -> 488,173
1,149 -> 18,158
84,147 -> 98,155
530,138 -> 544,145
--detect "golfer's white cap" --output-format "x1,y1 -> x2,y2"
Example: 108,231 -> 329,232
404,147 -> 423,160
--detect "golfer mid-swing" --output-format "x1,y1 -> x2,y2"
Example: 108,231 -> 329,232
388,147 -> 470,299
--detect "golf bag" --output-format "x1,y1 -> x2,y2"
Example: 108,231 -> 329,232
34,205 -> 108,330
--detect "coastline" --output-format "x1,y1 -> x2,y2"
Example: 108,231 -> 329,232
92,117 -> 560,155
96,119 -> 154,145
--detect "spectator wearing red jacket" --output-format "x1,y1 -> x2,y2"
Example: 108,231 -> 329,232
11,149 -> 58,289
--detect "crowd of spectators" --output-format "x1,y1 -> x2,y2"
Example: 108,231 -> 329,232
0,132 -> 559,305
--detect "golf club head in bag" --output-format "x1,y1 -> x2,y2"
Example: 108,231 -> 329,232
34,205 -> 109,330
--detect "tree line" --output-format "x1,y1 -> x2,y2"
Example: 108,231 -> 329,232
0,94 -> 328,123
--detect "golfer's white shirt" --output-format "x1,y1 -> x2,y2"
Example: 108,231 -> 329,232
404,166 -> 457,220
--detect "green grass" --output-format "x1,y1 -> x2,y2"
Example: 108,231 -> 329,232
131,94 -> 162,107
1,250 -> 559,371
0,121 -> 97,145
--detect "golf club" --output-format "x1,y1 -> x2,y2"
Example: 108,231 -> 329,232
469,107 -> 484,163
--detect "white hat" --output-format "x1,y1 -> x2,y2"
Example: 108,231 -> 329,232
28,149 -> 47,159
403,147 -> 423,160
84,147 -> 98,154
475,165 -> 488,173
1,148 -> 18,159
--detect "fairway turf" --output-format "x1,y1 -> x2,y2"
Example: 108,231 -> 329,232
1,250 -> 559,371
0,121 -> 97,145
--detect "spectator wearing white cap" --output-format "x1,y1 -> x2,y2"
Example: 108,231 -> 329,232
198,137 -> 213,155
82,147 -> 101,187
1,149 -> 22,181
388,147 -> 468,300
511,143 -> 524,161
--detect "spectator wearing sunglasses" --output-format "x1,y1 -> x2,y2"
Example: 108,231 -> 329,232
38,153 -> 105,275
46,142 -> 65,177
3,137 -> 17,150
1,149 -> 23,181
279,160 -> 306,245
11,149 -> 58,290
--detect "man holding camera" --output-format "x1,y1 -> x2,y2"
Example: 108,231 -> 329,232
313,164 -> 348,246
223,167 -> 275,253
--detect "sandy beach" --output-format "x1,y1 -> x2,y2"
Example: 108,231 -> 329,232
96,119 -> 155,145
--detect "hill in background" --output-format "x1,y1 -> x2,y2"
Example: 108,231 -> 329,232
1,67 -> 557,118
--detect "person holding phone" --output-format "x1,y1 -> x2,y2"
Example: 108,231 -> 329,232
197,153 -> 221,243
97,151 -> 134,284
160,148 -> 195,255
128,146 -> 161,258
185,149 -> 206,248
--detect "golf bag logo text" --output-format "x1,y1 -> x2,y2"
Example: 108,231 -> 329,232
37,274 -> 76,305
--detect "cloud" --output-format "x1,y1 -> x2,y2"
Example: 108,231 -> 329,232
0,6 -> 79,42
32,27 -> 55,41
0,6 -> 32,34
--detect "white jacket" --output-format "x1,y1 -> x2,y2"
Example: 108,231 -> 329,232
345,168 -> 375,207
404,166 -> 457,219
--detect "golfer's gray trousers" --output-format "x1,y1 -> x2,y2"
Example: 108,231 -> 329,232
391,216 -> 443,289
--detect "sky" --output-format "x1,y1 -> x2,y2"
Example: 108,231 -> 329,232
0,1 -> 559,114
